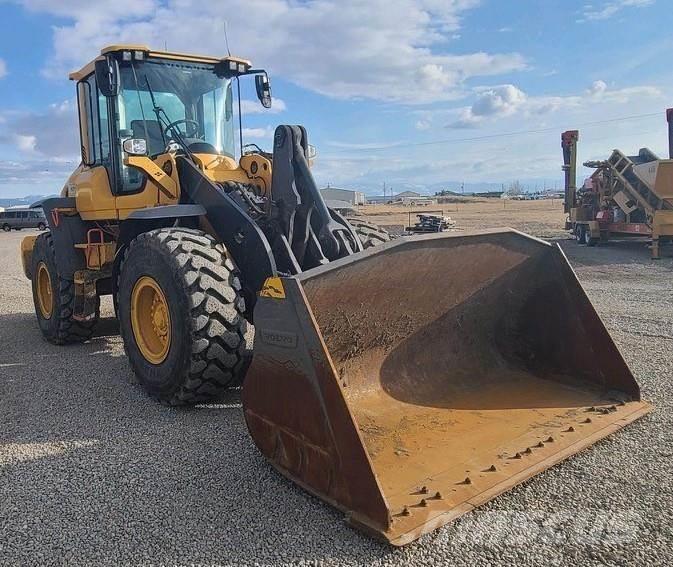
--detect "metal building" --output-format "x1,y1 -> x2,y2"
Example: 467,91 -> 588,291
319,187 -> 366,205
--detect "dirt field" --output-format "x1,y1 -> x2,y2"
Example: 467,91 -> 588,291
353,198 -> 567,239
1,217 -> 672,565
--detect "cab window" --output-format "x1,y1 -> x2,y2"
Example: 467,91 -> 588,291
115,90 -> 183,193
77,74 -> 111,168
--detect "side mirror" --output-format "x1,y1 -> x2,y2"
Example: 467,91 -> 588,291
255,74 -> 272,109
95,57 -> 120,97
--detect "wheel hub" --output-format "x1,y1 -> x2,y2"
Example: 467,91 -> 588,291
131,276 -> 171,364
36,262 -> 53,319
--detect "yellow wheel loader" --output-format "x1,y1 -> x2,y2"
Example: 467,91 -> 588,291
21,45 -> 650,545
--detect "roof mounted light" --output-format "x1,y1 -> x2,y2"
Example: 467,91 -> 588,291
215,57 -> 253,78
120,50 -> 146,63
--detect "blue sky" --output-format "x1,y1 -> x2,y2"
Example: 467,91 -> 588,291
1,0 -> 672,197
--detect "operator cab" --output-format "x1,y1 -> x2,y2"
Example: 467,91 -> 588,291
69,45 -> 272,199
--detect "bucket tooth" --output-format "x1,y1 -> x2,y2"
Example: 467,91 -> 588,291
243,230 -> 651,545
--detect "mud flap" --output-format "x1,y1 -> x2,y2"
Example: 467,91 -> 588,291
242,229 -> 651,545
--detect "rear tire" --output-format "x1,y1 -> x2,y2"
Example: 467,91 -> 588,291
347,218 -> 391,249
30,232 -> 99,344
118,228 -> 250,405
584,228 -> 598,247
2,224 -> 9,232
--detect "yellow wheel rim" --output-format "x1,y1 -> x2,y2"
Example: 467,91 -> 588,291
36,262 -> 53,319
130,276 -> 171,365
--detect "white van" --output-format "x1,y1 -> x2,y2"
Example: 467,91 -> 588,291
0,209 -> 47,231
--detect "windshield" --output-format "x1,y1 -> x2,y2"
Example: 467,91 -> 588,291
118,58 -> 235,159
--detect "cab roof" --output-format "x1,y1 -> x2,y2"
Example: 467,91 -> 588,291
68,44 -> 252,81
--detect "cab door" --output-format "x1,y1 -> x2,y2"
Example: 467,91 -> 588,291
112,85 -> 179,217
72,73 -> 117,221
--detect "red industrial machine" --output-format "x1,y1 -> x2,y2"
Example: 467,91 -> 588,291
562,111 -> 673,257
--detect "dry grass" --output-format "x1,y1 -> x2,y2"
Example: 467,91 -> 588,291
353,198 -> 567,239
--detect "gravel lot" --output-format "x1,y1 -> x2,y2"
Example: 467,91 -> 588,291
1,229 -> 671,566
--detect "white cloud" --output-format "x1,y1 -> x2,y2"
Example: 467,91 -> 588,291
0,157 -> 79,186
450,84 -> 527,127
588,80 -> 607,95
583,79 -> 661,103
0,58 -> 6,79
14,134 -> 37,152
240,97 -> 287,114
580,0 -> 654,21
327,140 -> 403,150
242,126 -> 274,139
447,80 -> 662,128
0,98 -> 80,158
17,0 -> 526,104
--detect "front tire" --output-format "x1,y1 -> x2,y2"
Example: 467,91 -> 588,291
118,228 -> 250,405
2,224 -> 10,232
30,232 -> 99,344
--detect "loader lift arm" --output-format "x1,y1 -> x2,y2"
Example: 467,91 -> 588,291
177,125 -> 362,309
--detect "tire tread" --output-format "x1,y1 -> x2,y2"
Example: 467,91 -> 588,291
121,228 -> 249,405
36,232 -> 97,345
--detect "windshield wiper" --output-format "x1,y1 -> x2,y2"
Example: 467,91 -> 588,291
144,77 -> 197,162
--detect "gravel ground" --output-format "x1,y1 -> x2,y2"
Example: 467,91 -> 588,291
1,230 -> 671,566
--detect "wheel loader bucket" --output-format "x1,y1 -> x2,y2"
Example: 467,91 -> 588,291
242,229 -> 650,545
